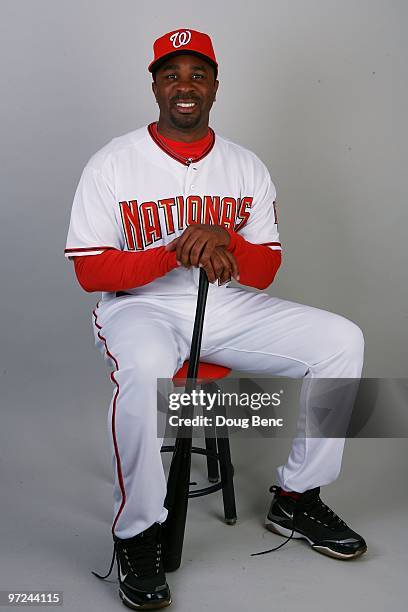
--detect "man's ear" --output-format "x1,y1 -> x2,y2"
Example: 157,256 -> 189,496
152,81 -> 158,102
213,79 -> 219,102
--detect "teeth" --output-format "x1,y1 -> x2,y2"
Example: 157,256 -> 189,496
177,102 -> 195,108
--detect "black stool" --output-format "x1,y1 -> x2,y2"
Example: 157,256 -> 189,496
161,360 -> 237,525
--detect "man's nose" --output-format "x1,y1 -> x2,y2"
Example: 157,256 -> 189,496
175,77 -> 196,93
176,86 -> 196,97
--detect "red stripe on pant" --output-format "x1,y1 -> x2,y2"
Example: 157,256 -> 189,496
92,304 -> 126,535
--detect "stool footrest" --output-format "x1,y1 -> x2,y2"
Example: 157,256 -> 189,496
188,482 -> 223,498
162,445 -> 234,498
162,444 -> 219,461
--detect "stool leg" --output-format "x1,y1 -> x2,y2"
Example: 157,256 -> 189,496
216,405 -> 237,525
205,428 -> 220,482
204,418 -> 219,483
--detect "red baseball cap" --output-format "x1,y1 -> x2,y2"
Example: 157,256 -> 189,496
148,28 -> 218,78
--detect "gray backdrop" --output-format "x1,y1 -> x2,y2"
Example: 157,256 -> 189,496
1,1 -> 407,611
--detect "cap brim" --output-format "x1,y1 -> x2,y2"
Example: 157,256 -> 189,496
149,50 -> 218,76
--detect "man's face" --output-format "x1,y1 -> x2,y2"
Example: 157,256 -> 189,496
152,54 -> 219,131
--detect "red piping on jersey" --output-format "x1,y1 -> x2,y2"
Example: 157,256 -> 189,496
92,304 -> 127,536
261,242 -> 282,248
147,122 -> 215,165
65,246 -> 116,254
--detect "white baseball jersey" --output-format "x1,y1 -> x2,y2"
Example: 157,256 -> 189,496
65,124 -> 281,301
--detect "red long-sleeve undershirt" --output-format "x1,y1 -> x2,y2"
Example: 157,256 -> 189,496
73,231 -> 281,293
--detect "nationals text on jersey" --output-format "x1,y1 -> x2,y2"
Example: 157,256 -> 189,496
119,195 -> 254,250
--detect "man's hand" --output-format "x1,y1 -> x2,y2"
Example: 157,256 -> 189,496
166,224 -> 230,267
166,224 -> 239,283
204,246 -> 239,284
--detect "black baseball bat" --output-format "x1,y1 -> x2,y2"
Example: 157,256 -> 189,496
162,267 -> 209,572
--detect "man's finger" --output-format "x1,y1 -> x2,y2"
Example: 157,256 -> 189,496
212,249 -> 233,285
197,240 -> 218,269
174,228 -> 192,264
165,237 -> 179,251
223,249 -> 240,281
210,250 -> 226,281
189,237 -> 209,267
177,233 -> 202,268
199,261 -> 217,284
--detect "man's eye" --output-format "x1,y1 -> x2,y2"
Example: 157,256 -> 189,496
166,74 -> 177,80
192,74 -> 204,79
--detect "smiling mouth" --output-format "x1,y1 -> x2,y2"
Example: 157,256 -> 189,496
174,100 -> 199,114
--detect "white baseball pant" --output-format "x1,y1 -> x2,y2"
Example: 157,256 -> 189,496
92,285 -> 364,539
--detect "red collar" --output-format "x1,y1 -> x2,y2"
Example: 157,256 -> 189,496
148,122 -> 215,165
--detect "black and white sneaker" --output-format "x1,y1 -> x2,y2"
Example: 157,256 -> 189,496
253,485 -> 367,560
92,522 -> 171,610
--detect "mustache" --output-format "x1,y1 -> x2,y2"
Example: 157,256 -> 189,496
171,94 -> 201,103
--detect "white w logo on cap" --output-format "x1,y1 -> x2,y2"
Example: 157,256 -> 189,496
170,30 -> 192,48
